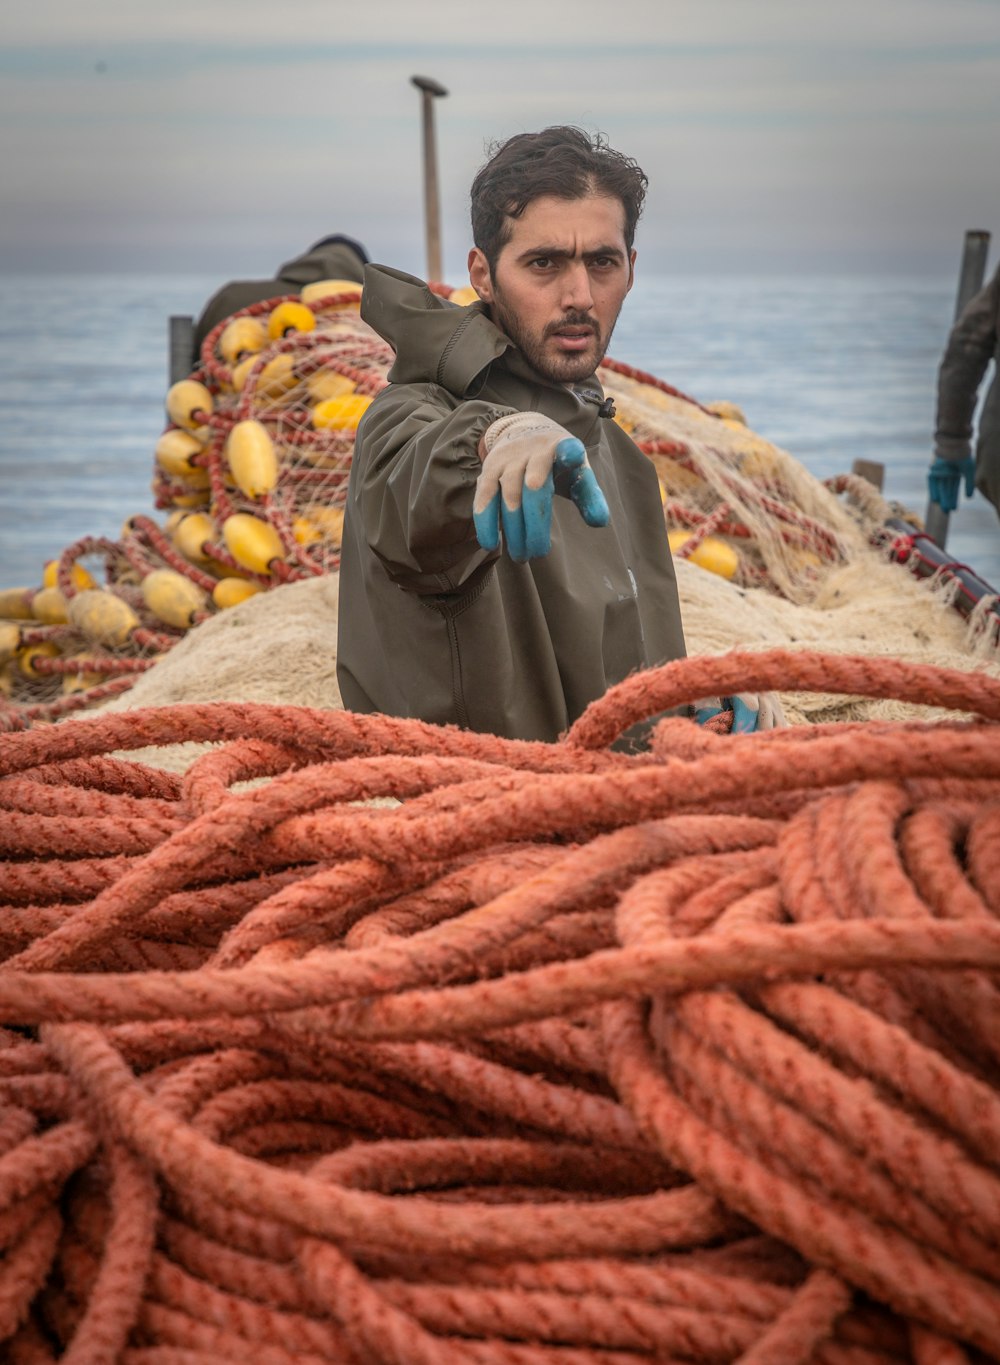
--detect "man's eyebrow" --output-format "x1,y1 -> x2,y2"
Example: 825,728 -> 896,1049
515,244 -> 626,263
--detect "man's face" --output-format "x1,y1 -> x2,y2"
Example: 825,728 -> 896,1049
468,193 -> 635,385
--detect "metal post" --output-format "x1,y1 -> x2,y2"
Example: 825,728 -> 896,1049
924,229 -> 991,547
169,314 -> 195,384
953,230 -> 991,318
410,75 -> 448,285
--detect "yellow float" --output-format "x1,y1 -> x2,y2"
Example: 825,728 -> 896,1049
155,430 -> 208,483
668,529 -> 740,581
18,641 -> 60,679
222,514 -> 285,575
300,279 -> 363,308
171,513 -> 217,564
306,370 -> 356,404
312,393 -> 372,432
218,316 -> 268,364
165,379 -> 213,433
0,622 -> 21,668
67,590 -> 141,648
0,588 -> 36,620
42,560 -> 96,591
267,301 -> 316,339
225,420 -> 279,499
141,569 -> 208,630
212,578 -> 264,610
29,587 -> 70,625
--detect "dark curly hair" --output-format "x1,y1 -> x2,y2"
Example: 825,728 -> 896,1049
470,126 -> 648,272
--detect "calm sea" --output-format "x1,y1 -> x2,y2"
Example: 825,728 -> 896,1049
0,271 -> 997,589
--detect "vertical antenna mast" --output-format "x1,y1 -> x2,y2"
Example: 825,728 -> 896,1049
410,75 -> 449,284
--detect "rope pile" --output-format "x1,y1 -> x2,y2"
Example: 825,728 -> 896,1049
1,648 -> 999,1362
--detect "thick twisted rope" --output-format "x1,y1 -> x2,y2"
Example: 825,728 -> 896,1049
0,648 -> 998,1361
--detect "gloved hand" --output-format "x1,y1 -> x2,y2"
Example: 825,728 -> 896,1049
927,455 -> 976,514
473,412 -> 610,562
694,692 -> 787,734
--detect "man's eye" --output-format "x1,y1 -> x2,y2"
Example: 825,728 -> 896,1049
530,257 -> 553,269
591,257 -> 615,269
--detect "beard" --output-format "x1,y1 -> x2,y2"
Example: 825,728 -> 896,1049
489,291 -> 622,386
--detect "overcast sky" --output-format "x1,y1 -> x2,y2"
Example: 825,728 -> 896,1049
3,0 -> 999,280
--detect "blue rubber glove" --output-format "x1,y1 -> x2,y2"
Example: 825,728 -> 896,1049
474,413 -> 610,562
693,692 -> 787,733
927,455 -> 976,514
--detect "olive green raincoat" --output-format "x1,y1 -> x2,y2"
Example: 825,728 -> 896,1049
337,264 -> 686,742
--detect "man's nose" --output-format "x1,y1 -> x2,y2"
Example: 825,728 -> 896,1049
561,262 -> 594,313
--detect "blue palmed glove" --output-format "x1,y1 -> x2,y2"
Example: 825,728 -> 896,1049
927,455 -> 976,514
694,692 -> 787,734
473,412 -> 610,562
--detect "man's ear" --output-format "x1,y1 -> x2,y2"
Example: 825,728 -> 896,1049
627,249 -> 636,294
468,247 -> 494,304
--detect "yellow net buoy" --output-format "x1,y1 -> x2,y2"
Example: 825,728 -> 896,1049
67,590 -> 140,648
222,514 -> 284,575
230,355 -> 259,394
218,316 -> 268,365
311,394 -> 372,432
225,420 -> 279,499
448,285 -> 480,307
267,301 -> 316,339
668,530 -> 740,581
29,587 -> 70,625
300,505 -> 344,545
155,430 -> 208,483
0,622 -> 21,668
42,560 -> 95,592
172,514 -> 217,564
60,654 -> 106,694
300,279 -> 363,308
141,570 -> 208,630
212,578 -> 264,610
254,354 -> 299,402
306,370 -> 356,404
165,380 -> 213,433
0,588 -> 35,620
292,517 -> 322,547
18,641 -> 60,679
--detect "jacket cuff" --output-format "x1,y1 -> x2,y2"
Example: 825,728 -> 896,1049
472,405 -> 519,460
933,437 -> 973,462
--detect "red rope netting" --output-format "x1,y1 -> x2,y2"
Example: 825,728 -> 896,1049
1,648 -> 1000,1362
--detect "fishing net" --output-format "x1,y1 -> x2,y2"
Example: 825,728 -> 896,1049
0,279 -> 998,734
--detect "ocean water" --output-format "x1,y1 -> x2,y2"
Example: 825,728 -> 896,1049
0,271 -> 997,591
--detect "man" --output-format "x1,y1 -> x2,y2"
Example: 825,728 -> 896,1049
929,260 -> 1000,520
191,233 -> 368,364
337,126 -> 782,742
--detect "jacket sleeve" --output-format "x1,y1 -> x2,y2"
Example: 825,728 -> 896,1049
934,270 -> 1000,461
352,382 -> 516,593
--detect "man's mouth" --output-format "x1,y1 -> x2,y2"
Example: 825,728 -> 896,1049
551,325 -> 596,352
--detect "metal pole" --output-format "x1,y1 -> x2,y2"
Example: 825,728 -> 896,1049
169,314 -> 195,384
410,75 -> 448,284
924,229 -> 991,547
953,230 -> 991,318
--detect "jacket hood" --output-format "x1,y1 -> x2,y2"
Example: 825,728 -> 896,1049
361,264 -> 511,393
276,238 -> 367,288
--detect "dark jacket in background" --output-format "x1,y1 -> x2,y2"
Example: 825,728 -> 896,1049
336,264 -> 686,743
934,263 -> 1000,518
191,236 -> 368,364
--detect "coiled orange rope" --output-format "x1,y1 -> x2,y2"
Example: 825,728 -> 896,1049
1,647 -> 999,1362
